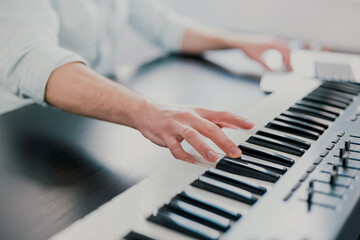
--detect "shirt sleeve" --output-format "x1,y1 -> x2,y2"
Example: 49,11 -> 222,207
128,0 -> 195,52
0,0 -> 88,106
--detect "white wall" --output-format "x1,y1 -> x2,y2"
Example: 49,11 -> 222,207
166,0 -> 360,52
116,0 -> 360,66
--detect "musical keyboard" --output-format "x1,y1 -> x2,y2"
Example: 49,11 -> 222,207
50,80 -> 360,240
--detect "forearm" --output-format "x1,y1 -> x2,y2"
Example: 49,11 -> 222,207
181,26 -> 291,70
45,62 -> 253,163
45,63 -> 146,128
181,27 -> 231,54
180,27 -> 254,54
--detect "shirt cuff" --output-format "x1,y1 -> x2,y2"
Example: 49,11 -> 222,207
160,15 -> 194,52
17,46 -> 88,106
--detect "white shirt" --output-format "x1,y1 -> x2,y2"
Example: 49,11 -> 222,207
0,0 -> 191,107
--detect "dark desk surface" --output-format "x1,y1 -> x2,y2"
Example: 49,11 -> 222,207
0,54 -> 266,240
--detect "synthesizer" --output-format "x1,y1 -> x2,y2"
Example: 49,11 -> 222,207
50,79 -> 360,240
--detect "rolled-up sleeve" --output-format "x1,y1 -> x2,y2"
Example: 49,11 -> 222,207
0,0 -> 87,105
128,0 -> 194,52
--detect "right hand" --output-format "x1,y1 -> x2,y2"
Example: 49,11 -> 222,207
134,102 -> 254,163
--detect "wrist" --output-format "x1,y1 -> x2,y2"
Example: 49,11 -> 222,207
222,34 -> 250,51
125,96 -> 153,130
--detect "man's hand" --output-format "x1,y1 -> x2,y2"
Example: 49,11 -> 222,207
181,28 -> 292,71
46,63 -> 254,164
227,36 -> 292,71
134,102 -> 254,163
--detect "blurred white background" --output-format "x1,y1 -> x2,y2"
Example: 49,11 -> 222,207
116,0 -> 360,66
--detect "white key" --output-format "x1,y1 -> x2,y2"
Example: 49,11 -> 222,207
259,128 -> 316,144
208,168 -> 270,191
185,186 -> 251,215
241,154 -> 289,171
131,221 -> 197,240
242,142 -> 300,161
198,176 -> 254,200
169,199 -> 231,229
182,187 -> 240,217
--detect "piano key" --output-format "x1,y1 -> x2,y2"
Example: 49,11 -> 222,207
133,221 -> 198,240
237,154 -> 288,174
320,82 -> 360,95
247,134 -> 305,156
342,81 -> 360,90
148,209 -> 222,240
256,129 -> 311,150
312,88 -> 355,103
205,168 -> 267,195
275,115 -> 325,134
303,95 -> 348,109
123,231 -> 155,240
296,100 -> 342,116
322,81 -> 360,93
178,189 -> 240,220
192,176 -> 258,205
166,200 -> 231,231
310,90 -> 353,105
184,186 -> 252,215
281,111 -> 329,129
288,105 -> 337,121
266,120 -> 320,140
239,143 -> 295,167
217,158 -> 280,183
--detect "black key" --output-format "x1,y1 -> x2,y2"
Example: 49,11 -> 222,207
124,231 -> 155,240
165,200 -> 230,232
239,143 -> 295,167
321,82 -> 359,95
281,111 -> 329,129
148,209 -> 221,240
192,176 -> 258,205
247,134 -> 305,156
322,81 -> 360,93
205,168 -> 267,195
296,100 -> 341,116
275,115 -> 325,134
304,95 -> 347,109
266,120 -> 320,140
309,91 -> 352,105
257,129 -> 311,149
217,158 -> 280,183
178,191 -> 240,220
237,156 -> 288,174
319,85 -> 358,96
313,87 -> 354,99
288,105 -> 337,121
311,89 -> 352,103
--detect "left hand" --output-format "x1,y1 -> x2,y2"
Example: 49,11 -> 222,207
227,35 -> 292,71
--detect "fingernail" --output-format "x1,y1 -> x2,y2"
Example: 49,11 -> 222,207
206,150 -> 218,162
245,120 -> 254,128
230,147 -> 242,157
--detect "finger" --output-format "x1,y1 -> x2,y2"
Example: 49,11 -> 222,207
197,109 -> 254,130
179,126 -> 218,162
258,59 -> 272,71
274,45 -> 292,70
166,137 -> 194,163
216,122 -> 238,129
280,48 -> 292,70
193,119 -> 242,159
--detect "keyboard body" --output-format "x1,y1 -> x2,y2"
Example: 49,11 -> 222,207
50,79 -> 360,240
